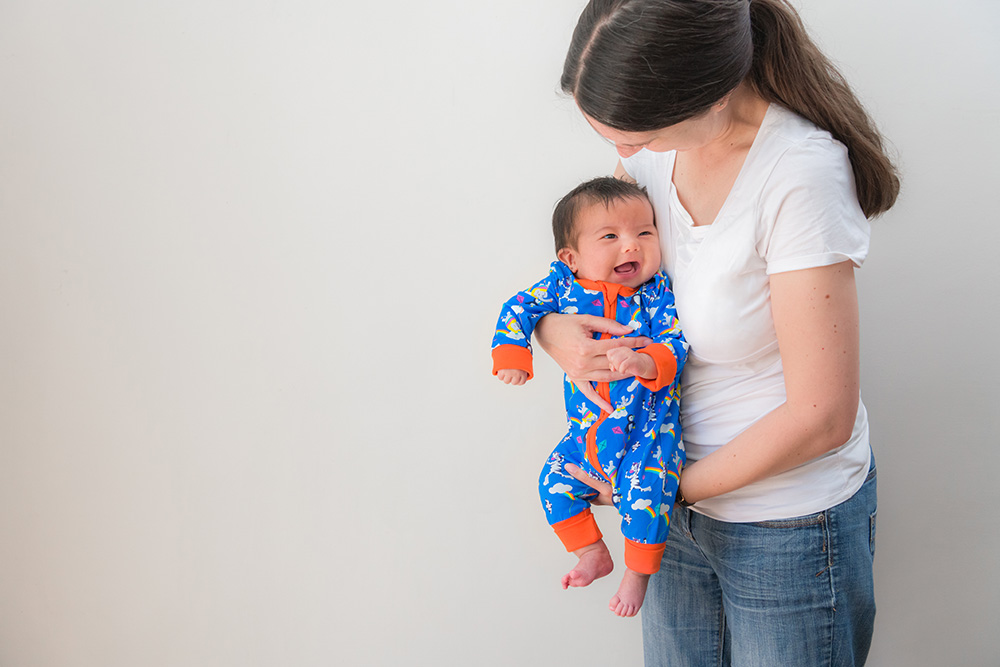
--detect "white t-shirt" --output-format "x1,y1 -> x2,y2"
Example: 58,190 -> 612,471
622,104 -> 872,522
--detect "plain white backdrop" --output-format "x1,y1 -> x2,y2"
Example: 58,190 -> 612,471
1,1 -> 998,665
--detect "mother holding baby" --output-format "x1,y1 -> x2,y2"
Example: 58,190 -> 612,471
534,0 -> 899,664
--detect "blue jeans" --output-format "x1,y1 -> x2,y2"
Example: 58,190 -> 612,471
642,459 -> 877,666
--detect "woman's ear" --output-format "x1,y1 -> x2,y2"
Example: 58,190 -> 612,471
557,246 -> 577,272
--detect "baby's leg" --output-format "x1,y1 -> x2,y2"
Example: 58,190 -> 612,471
606,414 -> 679,616
609,568 -> 650,617
540,434 -> 612,590
562,539 -> 614,590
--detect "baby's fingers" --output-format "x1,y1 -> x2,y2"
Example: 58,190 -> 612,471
497,370 -> 525,385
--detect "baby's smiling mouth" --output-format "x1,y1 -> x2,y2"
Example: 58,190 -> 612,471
615,261 -> 639,275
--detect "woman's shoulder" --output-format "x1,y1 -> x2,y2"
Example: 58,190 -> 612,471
749,108 -> 869,270
740,105 -> 855,205
757,105 -> 848,168
761,104 -> 830,142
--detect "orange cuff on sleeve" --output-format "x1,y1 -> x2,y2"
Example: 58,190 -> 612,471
636,343 -> 678,392
552,508 -> 603,553
492,344 -> 534,380
624,539 -> 666,575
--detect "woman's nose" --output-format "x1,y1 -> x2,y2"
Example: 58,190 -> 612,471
615,144 -> 642,158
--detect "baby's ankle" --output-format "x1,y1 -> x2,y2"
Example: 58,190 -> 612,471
573,540 -> 609,559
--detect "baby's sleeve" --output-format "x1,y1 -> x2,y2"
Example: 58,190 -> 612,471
491,264 -> 565,380
635,272 -> 689,392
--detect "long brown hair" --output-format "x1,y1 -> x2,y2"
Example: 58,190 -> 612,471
563,0 -> 900,217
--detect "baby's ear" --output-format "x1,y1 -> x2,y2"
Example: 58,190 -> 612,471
557,246 -> 576,271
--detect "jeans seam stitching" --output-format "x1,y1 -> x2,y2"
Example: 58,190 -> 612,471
717,593 -> 726,667
869,509 -> 877,556
824,510 -> 836,667
748,513 -> 825,529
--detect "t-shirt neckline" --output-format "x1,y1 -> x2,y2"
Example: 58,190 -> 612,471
668,103 -> 775,230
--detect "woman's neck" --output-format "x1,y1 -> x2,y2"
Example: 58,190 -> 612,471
671,85 -> 770,227
699,84 -> 770,158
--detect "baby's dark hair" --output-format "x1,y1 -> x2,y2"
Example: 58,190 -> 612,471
552,176 -> 650,252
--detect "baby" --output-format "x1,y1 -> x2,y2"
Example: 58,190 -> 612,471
491,177 -> 688,616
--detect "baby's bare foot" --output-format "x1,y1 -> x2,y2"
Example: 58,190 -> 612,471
561,542 -> 614,589
609,568 -> 650,617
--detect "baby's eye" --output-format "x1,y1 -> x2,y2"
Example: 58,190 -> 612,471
602,233 -> 618,240
639,231 -> 654,236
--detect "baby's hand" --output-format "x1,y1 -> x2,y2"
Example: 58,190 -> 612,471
606,347 -> 656,380
496,368 -> 529,386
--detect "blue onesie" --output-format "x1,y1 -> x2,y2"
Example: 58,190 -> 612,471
491,261 -> 688,574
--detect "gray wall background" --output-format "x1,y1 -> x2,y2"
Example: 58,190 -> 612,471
1,1 -> 997,665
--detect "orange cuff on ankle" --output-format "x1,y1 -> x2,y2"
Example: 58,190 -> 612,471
624,539 -> 666,575
552,508 -> 603,553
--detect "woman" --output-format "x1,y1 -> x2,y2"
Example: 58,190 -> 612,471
534,0 -> 899,664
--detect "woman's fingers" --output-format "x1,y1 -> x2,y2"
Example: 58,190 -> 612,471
595,335 -> 653,352
565,463 -> 614,506
573,368 -> 629,383
569,377 -> 614,414
580,315 -> 634,337
534,312 -> 648,381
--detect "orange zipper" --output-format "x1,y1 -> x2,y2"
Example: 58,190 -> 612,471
580,281 -> 631,485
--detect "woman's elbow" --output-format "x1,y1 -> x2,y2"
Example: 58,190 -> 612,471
817,396 -> 860,453
792,394 -> 859,454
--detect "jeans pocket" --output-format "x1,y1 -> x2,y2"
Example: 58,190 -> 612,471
737,512 -> 832,580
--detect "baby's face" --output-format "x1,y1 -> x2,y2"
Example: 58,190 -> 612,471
558,196 -> 661,288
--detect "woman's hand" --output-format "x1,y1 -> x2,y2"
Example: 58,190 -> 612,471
534,313 -> 652,412
565,463 -> 614,506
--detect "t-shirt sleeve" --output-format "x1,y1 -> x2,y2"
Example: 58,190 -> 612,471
756,136 -> 871,275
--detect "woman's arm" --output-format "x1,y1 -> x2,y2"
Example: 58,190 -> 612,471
679,260 -> 861,503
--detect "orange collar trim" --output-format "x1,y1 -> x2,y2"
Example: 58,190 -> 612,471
575,278 -> 639,298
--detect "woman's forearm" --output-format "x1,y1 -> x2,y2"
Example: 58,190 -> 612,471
679,397 -> 857,503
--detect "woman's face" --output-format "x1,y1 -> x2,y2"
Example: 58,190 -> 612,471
581,106 -> 728,158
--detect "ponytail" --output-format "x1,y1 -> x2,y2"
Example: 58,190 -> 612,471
747,0 -> 900,217
564,0 -> 900,218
